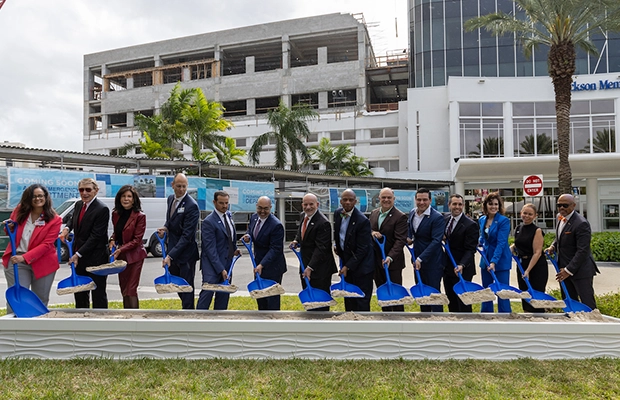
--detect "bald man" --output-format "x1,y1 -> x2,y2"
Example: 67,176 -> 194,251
291,193 -> 337,311
157,173 -> 199,309
545,194 -> 599,309
242,196 -> 287,310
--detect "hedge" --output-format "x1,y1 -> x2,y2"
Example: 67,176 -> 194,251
508,232 -> 620,262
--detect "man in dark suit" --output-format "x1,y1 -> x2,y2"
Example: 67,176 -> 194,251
158,173 -> 199,310
291,193 -> 337,311
197,190 -> 240,310
407,188 -> 446,312
60,178 -> 110,309
545,194 -> 599,310
242,196 -> 286,310
443,194 -> 478,312
369,187 -> 408,312
333,189 -> 374,312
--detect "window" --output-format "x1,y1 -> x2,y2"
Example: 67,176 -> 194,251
256,97 -> 280,114
236,138 -> 247,147
222,100 -> 246,117
163,67 -> 182,84
109,148 -> 127,156
369,128 -> 399,144
191,64 -> 212,80
368,160 -> 399,172
292,93 -> 318,109
133,72 -> 152,87
459,103 -> 504,158
603,203 -> 620,230
108,113 -> 127,129
306,133 -> 318,143
328,89 -> 356,108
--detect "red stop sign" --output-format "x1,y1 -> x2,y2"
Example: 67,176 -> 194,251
523,175 -> 543,197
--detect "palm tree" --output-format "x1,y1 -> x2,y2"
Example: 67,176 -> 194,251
468,137 -> 504,157
308,138 -> 353,174
466,0 -> 620,194
519,133 -> 555,155
203,137 -> 246,165
181,88 -> 232,160
342,155 -> 373,177
579,128 -> 616,153
248,101 -> 317,169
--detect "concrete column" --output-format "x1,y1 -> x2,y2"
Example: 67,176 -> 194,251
246,56 -> 255,74
282,35 -> 290,70
455,180 -> 465,196
318,47 -> 327,65
586,178 -> 600,232
615,98 -> 620,153
448,101 -> 460,176
247,99 -> 256,116
277,197 -> 286,230
127,76 -> 134,89
127,112 -> 134,127
358,25 -> 368,68
503,102 -> 514,157
282,95 -> 291,108
154,55 -> 163,67
182,67 -> 191,82
101,114 -> 109,132
318,92 -> 328,109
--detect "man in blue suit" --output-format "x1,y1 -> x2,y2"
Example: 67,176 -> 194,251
242,196 -> 287,310
158,173 -> 199,310
197,190 -> 240,310
407,188 -> 446,312
333,189 -> 374,312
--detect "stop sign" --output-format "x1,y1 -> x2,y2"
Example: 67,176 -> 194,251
523,175 -> 543,197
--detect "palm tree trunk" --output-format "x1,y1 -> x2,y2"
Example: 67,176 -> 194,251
549,42 -> 576,195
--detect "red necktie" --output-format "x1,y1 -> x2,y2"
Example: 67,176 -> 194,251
301,215 -> 309,239
78,204 -> 87,224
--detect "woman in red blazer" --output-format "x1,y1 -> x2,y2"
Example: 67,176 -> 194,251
110,185 -> 148,309
2,184 -> 62,313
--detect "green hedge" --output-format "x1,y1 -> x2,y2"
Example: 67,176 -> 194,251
509,232 -> 620,262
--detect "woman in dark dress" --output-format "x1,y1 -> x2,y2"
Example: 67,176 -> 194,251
511,203 -> 548,313
110,185 -> 147,309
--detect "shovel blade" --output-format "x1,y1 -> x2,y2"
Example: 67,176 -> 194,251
5,287 -> 49,318
330,277 -> 365,298
376,282 -> 411,303
564,297 -> 593,313
299,285 -> 335,310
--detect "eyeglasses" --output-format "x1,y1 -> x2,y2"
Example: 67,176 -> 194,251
78,187 -> 93,193
556,203 -> 571,209
32,195 -> 46,199
256,206 -> 271,211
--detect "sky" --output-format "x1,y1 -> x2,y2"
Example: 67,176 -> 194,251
0,0 -> 408,152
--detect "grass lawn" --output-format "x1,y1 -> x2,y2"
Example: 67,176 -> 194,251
1,293 -> 620,399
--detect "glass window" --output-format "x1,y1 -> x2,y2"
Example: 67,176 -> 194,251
603,204 -> 620,230
235,138 -> 246,147
591,99 -> 615,114
570,116 -> 590,153
482,103 -> 503,117
513,103 -> 534,116
460,120 -> 482,157
330,132 -> 342,141
343,131 -> 356,140
371,129 -> 383,139
460,103 -> 480,116
570,101 -> 590,115
306,133 -> 318,143
535,102 -> 555,116
385,128 -> 398,138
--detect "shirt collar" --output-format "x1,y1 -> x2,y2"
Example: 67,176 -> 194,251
305,210 -> 318,220
415,207 -> 432,217
379,207 -> 393,215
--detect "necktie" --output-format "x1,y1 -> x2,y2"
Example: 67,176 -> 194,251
341,212 -> 349,219
224,212 -> 233,238
169,199 -> 178,218
78,204 -> 87,225
253,219 -> 262,238
301,215 -> 309,239
446,217 -> 455,238
558,215 -> 566,222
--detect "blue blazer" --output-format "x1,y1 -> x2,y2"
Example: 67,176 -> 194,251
407,207 -> 446,269
478,214 -> 512,271
246,213 -> 287,281
164,193 -> 199,264
201,211 -> 237,283
333,206 -> 374,276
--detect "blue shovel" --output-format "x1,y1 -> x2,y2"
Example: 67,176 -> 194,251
202,253 -> 241,293
330,258 -> 365,298
512,254 -> 566,309
443,242 -> 495,304
546,252 -> 592,313
57,234 -> 96,295
241,238 -> 284,298
86,244 -> 127,276
373,236 -> 412,307
478,247 -> 530,300
291,245 -> 335,310
4,221 -> 49,317
153,232 -> 192,293
405,244 -> 448,305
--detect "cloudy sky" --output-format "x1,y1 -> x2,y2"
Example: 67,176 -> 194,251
0,0 -> 407,152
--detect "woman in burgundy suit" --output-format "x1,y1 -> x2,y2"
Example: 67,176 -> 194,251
110,185 -> 147,309
2,184 -> 62,313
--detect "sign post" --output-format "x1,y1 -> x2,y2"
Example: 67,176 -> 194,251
523,175 -> 544,197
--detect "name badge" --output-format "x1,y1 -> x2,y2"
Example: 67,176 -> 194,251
34,220 -> 46,226
177,207 -> 185,214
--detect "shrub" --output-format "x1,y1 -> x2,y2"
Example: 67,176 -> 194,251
591,232 -> 620,262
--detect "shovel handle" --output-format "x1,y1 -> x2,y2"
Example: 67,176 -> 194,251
512,255 -> 535,292
291,245 -> 313,289
241,237 -> 259,269
5,220 -> 22,288
545,251 -> 571,300
156,232 -> 167,259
